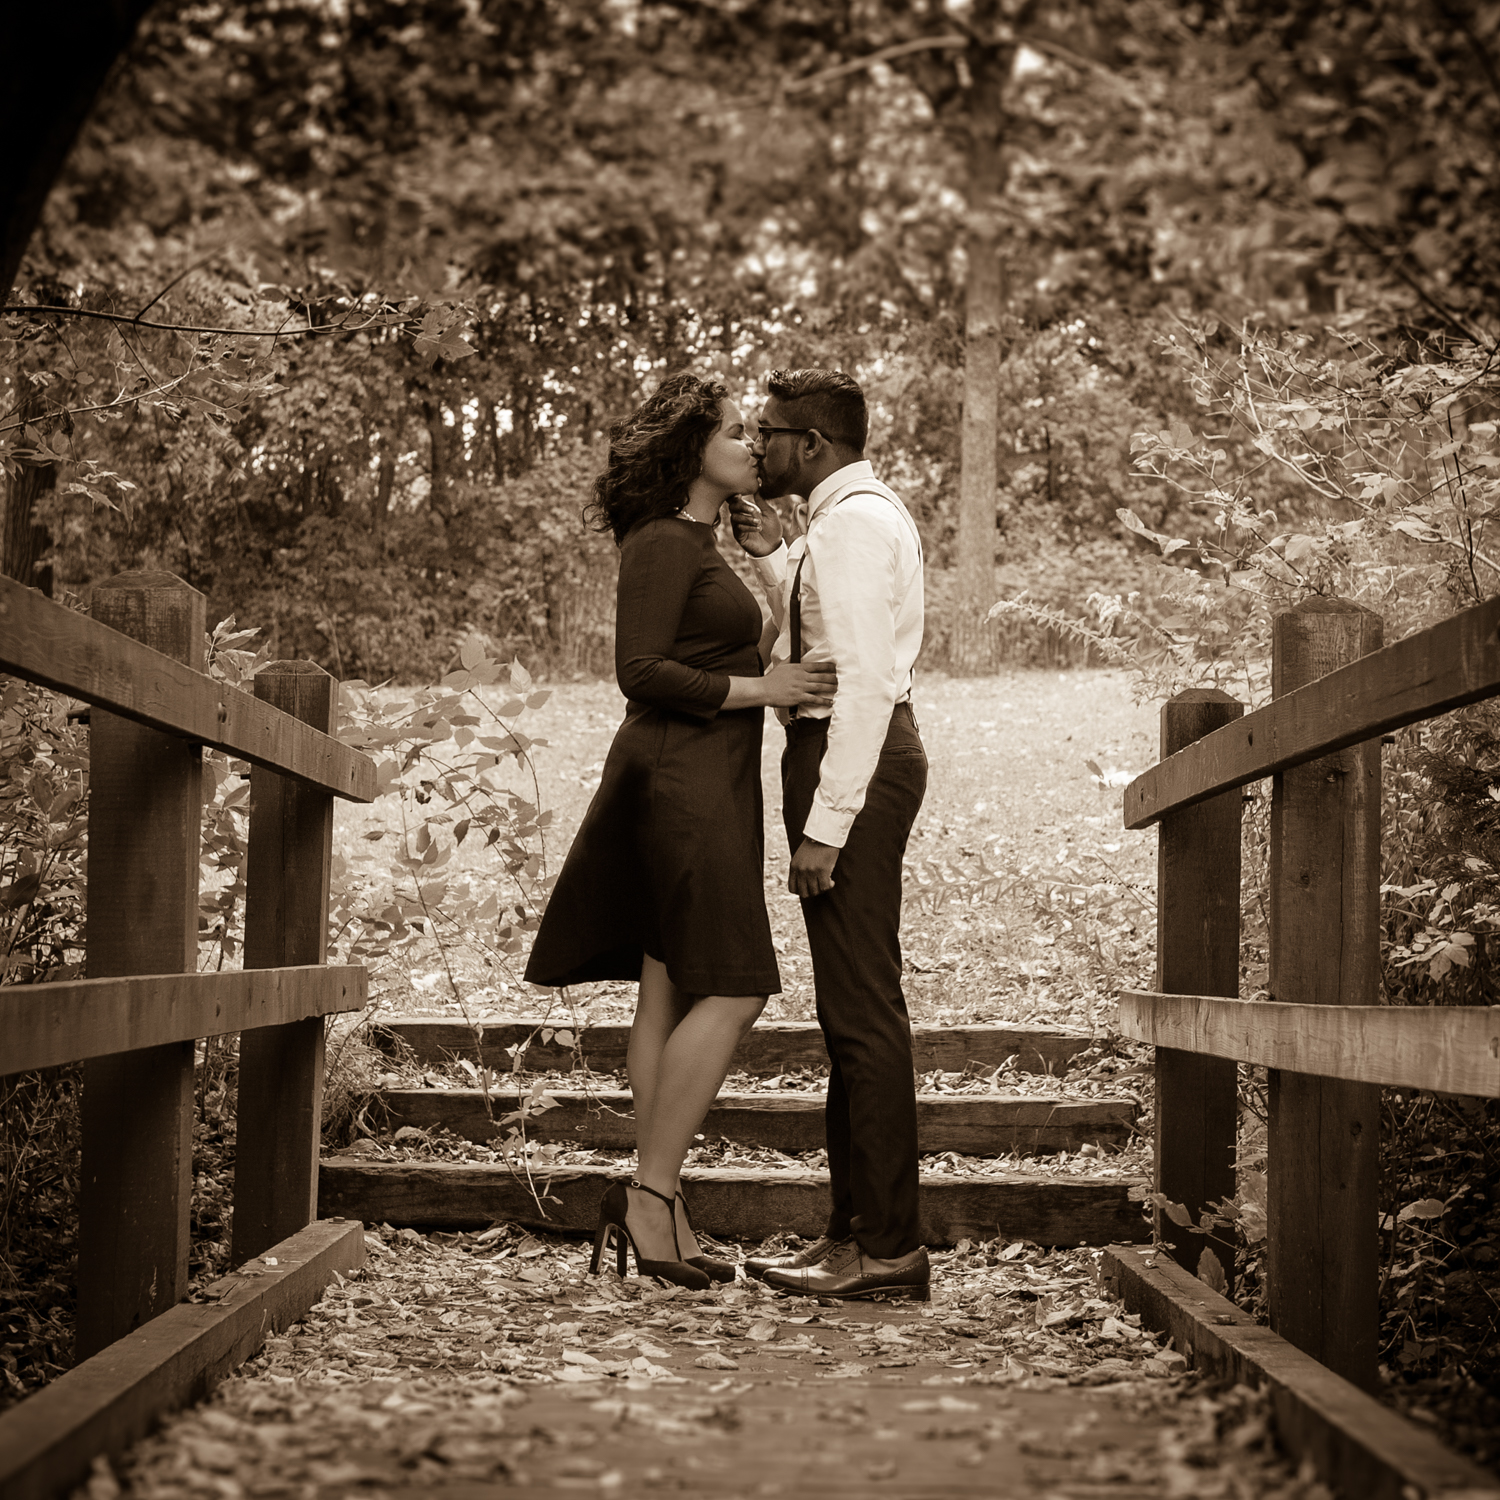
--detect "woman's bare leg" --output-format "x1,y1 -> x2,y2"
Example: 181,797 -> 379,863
624,956 -> 693,1262
628,955 -> 692,1145
622,958 -> 766,1262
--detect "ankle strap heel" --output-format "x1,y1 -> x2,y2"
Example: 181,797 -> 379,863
630,1180 -> 686,1261
601,1180 -> 707,1291
675,1188 -> 738,1284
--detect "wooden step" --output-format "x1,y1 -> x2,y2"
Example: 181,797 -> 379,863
317,1160 -> 1149,1248
373,1018 -> 1093,1078
380,1087 -> 1137,1157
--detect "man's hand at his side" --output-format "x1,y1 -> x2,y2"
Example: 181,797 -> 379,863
729,495 -> 786,558
789,837 -> 839,898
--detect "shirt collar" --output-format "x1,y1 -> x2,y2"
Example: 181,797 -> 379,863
806,460 -> 875,524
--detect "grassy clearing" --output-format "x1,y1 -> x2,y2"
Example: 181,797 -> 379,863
334,669 -> 1160,1036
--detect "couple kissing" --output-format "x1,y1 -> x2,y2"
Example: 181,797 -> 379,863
524,367 -> 930,1302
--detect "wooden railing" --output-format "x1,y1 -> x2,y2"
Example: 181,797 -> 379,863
0,570 -> 376,1499
1118,595 -> 1500,1391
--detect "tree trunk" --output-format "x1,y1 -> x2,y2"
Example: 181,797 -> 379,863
422,400 -> 453,523
372,450 -> 394,552
3,396 -> 57,595
949,49 -> 1007,676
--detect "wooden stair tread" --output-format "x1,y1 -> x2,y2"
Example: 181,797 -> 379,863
374,1017 -> 1094,1078
378,1086 -> 1137,1156
318,1158 -> 1149,1248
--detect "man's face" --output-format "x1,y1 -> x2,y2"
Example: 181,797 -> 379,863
752,396 -> 805,500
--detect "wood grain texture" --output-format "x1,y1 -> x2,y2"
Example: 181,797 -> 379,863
77,573 -> 204,1360
372,1019 -> 1093,1079
0,965 -> 366,1075
1117,992 -> 1500,1097
1100,1245 -> 1500,1500
234,664 -> 337,1265
381,1087 -> 1138,1155
1122,594 -> 1500,829
316,1160 -> 1151,1246
0,574 -> 375,800
1267,600 -> 1382,1391
1153,691 -> 1242,1288
0,1219 -> 365,1500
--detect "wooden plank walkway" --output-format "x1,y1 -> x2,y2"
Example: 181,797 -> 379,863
381,1086 -> 1138,1155
318,1161 -> 1150,1246
375,1017 -> 1094,1078
99,1228 -> 1311,1499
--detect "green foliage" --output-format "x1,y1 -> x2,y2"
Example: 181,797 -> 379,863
0,677 -> 88,986
1379,1091 -> 1500,1464
0,1068 -> 79,1403
332,639 -> 555,981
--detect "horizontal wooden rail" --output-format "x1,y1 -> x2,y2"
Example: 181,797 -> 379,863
1101,1246 -> 1500,1499
1123,596 -> 1500,828
0,577 -> 376,801
0,965 -> 367,1076
0,1218 -> 365,1500
1118,991 -> 1500,1097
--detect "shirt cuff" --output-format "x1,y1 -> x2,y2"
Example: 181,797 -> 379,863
802,800 -> 854,850
751,541 -> 789,586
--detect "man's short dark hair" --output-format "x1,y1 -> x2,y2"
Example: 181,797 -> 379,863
766,368 -> 867,454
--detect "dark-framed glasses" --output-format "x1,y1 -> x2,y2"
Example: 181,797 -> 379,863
751,425 -> 818,444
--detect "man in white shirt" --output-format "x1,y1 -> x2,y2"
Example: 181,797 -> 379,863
729,368 -> 930,1302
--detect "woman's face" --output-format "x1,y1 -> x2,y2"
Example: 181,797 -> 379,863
698,400 -> 760,496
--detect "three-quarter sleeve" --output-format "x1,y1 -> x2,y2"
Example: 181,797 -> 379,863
615,521 -> 731,719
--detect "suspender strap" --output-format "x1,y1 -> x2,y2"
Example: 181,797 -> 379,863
790,547 -> 808,664
788,485 -> 917,671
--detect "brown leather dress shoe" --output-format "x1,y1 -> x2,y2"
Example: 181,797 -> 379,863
762,1241 -> 930,1302
743,1234 -> 842,1281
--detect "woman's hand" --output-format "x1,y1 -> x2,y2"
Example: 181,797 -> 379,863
760,658 -> 837,709
729,495 -> 785,557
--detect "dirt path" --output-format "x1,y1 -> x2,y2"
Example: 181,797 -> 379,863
100,1229 -> 1321,1500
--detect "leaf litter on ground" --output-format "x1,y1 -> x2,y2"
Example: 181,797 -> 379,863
96,1223 -> 1334,1500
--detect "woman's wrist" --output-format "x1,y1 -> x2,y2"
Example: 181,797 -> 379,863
722,675 -> 770,710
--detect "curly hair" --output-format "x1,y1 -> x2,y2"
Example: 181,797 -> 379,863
585,373 -> 730,545
766,368 -> 867,453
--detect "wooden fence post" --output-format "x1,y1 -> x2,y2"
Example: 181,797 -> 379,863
232,662 -> 336,1264
77,572 -> 205,1359
1154,689 -> 1244,1288
1268,598 -> 1383,1390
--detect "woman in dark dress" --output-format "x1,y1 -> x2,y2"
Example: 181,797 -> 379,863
524,374 -> 836,1288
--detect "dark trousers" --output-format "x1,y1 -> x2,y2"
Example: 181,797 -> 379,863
781,703 -> 928,1259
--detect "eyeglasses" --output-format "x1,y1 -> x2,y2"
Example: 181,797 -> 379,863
750,425 -> 819,445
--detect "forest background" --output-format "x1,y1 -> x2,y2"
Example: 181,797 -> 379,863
5,0 -> 1500,1471
13,0 -> 1485,683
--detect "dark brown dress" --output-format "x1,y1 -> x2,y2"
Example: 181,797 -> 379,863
524,516 -> 781,996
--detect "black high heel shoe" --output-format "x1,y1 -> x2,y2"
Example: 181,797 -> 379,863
677,1188 -> 737,1284
588,1180 -> 711,1290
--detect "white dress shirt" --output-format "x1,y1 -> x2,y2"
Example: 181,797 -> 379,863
752,460 -> 924,849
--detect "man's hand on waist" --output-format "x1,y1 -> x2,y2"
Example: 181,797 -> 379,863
789,837 -> 839,898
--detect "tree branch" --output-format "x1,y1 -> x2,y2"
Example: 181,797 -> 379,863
777,28 -> 1141,107
1342,223 -> 1493,350
1,303 -> 399,339
780,33 -> 968,96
